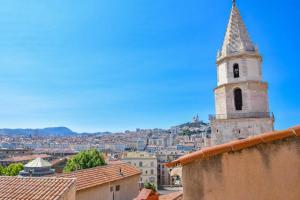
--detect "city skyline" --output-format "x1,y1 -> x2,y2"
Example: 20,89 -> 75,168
0,0 -> 299,132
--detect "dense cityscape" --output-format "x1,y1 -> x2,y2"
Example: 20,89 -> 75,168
0,0 -> 299,200
0,115 -> 210,190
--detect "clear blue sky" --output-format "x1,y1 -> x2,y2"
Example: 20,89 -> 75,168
0,0 -> 299,132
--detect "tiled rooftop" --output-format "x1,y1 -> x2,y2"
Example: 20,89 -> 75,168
133,188 -> 153,200
0,176 -> 75,200
60,162 -> 141,191
159,191 -> 183,200
1,154 -> 51,162
166,126 -> 300,167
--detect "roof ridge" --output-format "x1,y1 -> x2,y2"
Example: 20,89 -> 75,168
166,126 -> 300,167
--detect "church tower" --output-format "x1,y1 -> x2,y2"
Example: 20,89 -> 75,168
210,1 -> 274,145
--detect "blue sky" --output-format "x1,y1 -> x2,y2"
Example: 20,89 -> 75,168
0,0 -> 299,132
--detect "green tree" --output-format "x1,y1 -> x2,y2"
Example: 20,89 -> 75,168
4,163 -> 24,176
64,149 -> 106,172
144,182 -> 157,192
0,165 -> 4,176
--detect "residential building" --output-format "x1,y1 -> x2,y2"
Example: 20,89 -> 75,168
60,162 -> 141,200
0,177 -> 76,200
122,151 -> 157,187
0,148 -> 32,160
0,154 -> 52,166
166,126 -> 300,200
156,150 -> 184,188
210,0 -> 274,145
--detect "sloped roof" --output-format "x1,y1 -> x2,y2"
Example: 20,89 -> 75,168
60,162 -> 141,191
166,126 -> 300,168
25,157 -> 52,168
134,189 -> 153,200
159,191 -> 183,200
0,177 -> 75,200
218,3 -> 257,59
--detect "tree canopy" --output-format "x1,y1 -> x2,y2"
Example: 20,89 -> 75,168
0,163 -> 24,176
63,149 -> 106,172
144,182 -> 157,192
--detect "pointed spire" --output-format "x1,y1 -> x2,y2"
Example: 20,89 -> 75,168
218,2 -> 257,59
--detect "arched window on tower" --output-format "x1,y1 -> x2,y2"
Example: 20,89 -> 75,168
234,88 -> 243,110
233,63 -> 240,78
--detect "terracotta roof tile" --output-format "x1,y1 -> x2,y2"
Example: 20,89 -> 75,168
166,126 -> 300,167
159,191 -> 183,200
60,162 -> 141,191
134,189 -> 153,200
0,176 -> 75,200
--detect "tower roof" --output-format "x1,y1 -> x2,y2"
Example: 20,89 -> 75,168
218,2 -> 257,59
25,157 -> 52,168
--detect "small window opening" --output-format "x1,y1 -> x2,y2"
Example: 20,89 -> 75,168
233,64 -> 240,78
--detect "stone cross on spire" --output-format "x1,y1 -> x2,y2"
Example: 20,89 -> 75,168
232,0 -> 236,7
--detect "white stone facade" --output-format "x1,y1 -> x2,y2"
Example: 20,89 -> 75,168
211,3 -> 274,145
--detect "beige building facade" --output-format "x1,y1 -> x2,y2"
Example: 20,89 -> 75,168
122,151 -> 157,187
210,1 -> 274,145
60,162 -> 141,200
76,174 -> 140,200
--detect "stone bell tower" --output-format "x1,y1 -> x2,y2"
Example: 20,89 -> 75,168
210,0 -> 274,145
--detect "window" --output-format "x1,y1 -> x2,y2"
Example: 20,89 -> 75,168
233,63 -> 240,78
234,88 -> 243,110
116,185 -> 120,191
139,161 -> 143,167
151,161 -> 154,167
151,169 -> 154,175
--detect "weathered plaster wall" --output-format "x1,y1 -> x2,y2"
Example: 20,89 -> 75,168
76,174 -> 140,200
182,137 -> 300,200
61,183 -> 76,200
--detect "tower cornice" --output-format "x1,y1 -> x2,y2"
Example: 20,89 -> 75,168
216,51 -> 262,65
214,80 -> 268,91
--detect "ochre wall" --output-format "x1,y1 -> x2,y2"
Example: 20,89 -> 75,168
60,182 -> 76,200
182,137 -> 300,200
76,174 -> 140,200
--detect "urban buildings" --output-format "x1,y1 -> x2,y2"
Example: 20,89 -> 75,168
156,150 -> 184,188
122,151 -> 158,187
0,154 -> 51,167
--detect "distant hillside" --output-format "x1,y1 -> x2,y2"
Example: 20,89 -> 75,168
0,127 -> 77,137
